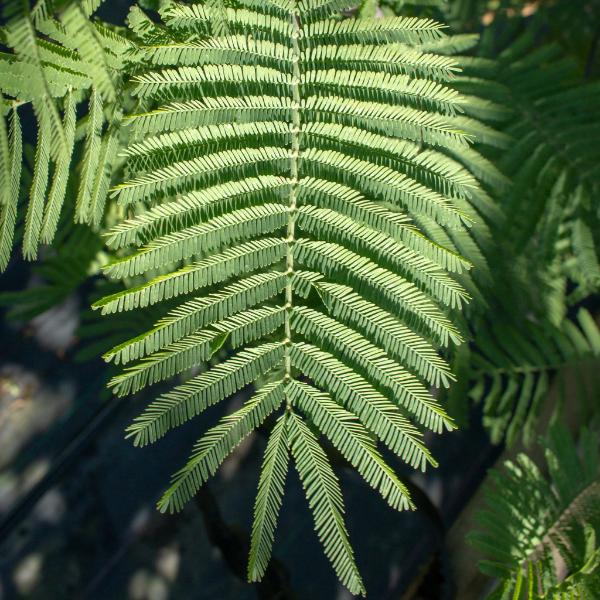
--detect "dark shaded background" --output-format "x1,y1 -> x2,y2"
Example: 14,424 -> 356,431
0,282 -> 499,599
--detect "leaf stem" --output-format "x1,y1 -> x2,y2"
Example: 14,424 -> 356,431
284,7 -> 302,406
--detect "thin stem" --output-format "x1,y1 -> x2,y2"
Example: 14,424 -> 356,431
284,7 -> 302,408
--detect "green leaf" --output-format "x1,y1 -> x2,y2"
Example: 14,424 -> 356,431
288,411 -> 366,596
158,381 -> 286,513
94,2 -> 496,592
248,412 -> 290,582
0,105 -> 21,270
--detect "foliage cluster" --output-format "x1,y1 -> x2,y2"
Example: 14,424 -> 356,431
1,0 -> 599,597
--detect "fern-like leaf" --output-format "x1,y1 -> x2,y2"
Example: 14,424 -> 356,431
98,1 -> 496,592
0,0 -> 129,266
470,425 -> 600,598
0,104 -> 21,270
288,411 -> 366,596
248,413 -> 290,581
158,381 -> 286,513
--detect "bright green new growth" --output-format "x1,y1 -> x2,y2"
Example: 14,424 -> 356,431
96,0 -> 493,593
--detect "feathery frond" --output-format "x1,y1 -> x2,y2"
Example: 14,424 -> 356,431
248,413 -> 290,582
463,309 -> 600,447
0,104 -> 21,270
440,25 -> 600,445
288,411 -> 366,596
97,1 -> 496,591
158,381 -> 286,513
288,380 -> 413,510
470,425 -> 600,598
0,0 -> 130,266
